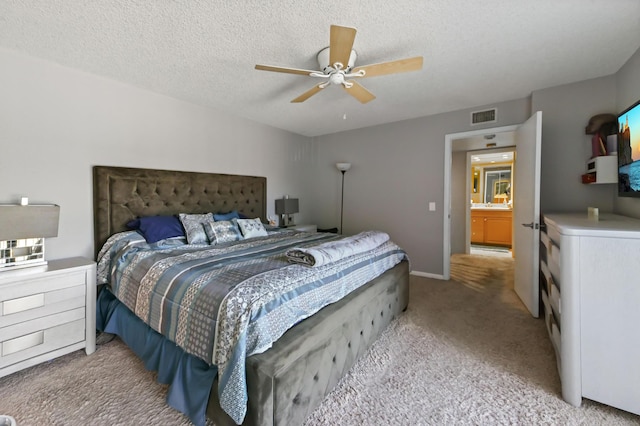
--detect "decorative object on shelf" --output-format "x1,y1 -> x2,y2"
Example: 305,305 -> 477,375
275,196 -> 299,227
0,202 -> 60,270
585,113 -> 617,158
336,162 -> 352,234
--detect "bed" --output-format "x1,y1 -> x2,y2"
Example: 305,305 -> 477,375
93,165 -> 410,426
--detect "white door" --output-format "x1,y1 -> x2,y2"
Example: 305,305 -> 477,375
513,111 -> 542,317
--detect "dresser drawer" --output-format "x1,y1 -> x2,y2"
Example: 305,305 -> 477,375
0,269 -> 87,302
0,284 -> 85,328
546,221 -> 561,247
0,316 -> 85,368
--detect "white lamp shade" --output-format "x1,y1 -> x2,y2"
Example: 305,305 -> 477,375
336,162 -> 352,172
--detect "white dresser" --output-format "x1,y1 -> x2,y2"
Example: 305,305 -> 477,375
0,257 -> 96,377
540,213 -> 640,415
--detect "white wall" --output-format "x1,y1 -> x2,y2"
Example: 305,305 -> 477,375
309,98 -> 530,275
532,75 -> 618,214
615,46 -> 640,219
0,49 -> 313,260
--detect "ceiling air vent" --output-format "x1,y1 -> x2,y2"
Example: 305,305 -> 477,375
471,108 -> 497,125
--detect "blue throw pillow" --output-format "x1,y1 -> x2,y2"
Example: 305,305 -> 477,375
213,210 -> 240,221
126,215 -> 185,243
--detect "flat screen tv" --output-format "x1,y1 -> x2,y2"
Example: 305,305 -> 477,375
618,99 -> 640,197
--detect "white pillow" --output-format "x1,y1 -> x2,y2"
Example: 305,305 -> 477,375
235,218 -> 268,238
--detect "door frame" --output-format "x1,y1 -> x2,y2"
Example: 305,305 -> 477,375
443,124 -> 518,280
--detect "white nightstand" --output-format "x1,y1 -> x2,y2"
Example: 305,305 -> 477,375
0,257 -> 96,378
289,224 -> 317,233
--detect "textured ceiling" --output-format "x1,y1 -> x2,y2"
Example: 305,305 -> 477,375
2,1 -> 640,137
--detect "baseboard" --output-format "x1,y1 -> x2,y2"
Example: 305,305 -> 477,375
410,270 -> 444,280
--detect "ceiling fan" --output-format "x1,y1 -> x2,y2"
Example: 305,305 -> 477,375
255,25 -> 423,104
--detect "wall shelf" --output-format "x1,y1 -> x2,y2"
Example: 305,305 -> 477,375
581,155 -> 617,184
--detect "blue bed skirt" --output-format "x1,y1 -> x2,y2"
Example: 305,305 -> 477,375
96,288 -> 217,426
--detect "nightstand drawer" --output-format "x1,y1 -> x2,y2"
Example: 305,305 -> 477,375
0,269 -> 87,301
0,284 -> 86,328
0,317 -> 85,368
1,307 -> 85,342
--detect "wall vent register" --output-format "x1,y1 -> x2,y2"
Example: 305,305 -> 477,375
471,108 -> 497,125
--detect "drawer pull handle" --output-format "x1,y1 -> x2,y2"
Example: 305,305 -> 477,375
3,294 -> 45,316
2,330 -> 45,356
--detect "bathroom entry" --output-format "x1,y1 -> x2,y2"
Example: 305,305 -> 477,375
468,150 -> 514,253
445,111 -> 543,317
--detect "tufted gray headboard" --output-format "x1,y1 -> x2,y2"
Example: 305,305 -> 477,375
93,166 -> 266,254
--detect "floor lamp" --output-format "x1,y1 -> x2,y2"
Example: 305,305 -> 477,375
336,162 -> 351,234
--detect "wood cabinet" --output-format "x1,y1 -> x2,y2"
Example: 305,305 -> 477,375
0,257 -> 96,378
541,213 -> 640,415
471,209 -> 512,247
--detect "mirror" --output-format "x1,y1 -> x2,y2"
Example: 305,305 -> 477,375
484,168 -> 511,204
472,167 -> 479,193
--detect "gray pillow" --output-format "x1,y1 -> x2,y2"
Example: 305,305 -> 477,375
178,213 -> 214,244
204,220 -> 243,244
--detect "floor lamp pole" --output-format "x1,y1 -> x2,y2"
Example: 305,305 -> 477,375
336,162 -> 351,234
340,170 -> 346,234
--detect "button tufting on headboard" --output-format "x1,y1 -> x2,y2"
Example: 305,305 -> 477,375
93,166 -> 266,256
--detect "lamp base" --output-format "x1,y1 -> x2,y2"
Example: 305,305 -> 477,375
0,238 -> 47,271
278,215 -> 296,227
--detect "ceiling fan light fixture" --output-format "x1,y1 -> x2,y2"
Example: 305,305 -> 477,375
317,47 -> 357,72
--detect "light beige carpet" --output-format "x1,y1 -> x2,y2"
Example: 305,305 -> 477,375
1,257 -> 638,425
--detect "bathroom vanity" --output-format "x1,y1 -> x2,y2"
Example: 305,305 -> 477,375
471,207 -> 512,247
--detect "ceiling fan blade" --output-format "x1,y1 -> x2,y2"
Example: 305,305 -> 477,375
255,64 -> 317,76
329,25 -> 357,68
343,81 -> 376,104
291,84 -> 325,103
352,56 -> 423,78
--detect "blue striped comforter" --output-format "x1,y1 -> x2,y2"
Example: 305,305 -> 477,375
97,229 -> 407,424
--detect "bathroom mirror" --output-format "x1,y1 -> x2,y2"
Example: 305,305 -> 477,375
472,167 -> 479,193
484,168 -> 511,204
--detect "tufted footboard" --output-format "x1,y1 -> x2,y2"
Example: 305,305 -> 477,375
207,259 -> 410,425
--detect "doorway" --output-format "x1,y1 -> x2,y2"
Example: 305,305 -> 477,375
443,112 -> 542,317
443,124 -> 518,282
